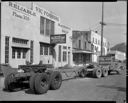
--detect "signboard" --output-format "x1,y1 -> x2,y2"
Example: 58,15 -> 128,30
50,34 -> 66,44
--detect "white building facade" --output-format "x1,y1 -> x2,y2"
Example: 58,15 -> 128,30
1,2 -> 73,68
91,31 -> 109,62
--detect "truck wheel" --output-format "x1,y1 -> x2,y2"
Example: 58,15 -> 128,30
50,71 -> 62,90
116,70 -> 121,75
4,72 -> 17,91
93,68 -> 102,78
102,68 -> 108,77
79,69 -> 87,78
34,73 -> 49,94
29,73 -> 39,93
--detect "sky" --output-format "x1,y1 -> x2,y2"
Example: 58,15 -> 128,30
18,1 -> 127,47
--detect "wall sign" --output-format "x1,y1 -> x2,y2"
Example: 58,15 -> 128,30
12,11 -> 30,21
50,34 -> 66,44
9,2 -> 36,16
35,5 -> 60,22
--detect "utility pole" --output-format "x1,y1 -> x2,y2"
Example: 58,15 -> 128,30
100,2 -> 105,56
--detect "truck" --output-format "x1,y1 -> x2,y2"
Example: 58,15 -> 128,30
2,55 -> 125,94
81,55 -> 126,78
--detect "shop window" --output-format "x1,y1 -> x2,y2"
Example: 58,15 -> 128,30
40,44 -> 44,55
58,45 -> 61,62
49,46 -> 53,55
17,50 -> 21,59
44,46 -> 48,55
63,51 -> 67,62
12,48 -> 15,59
23,50 -> 27,59
40,16 -> 45,35
5,36 -> 9,64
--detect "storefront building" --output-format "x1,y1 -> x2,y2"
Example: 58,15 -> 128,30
72,30 -> 92,65
1,2 -> 73,68
91,30 -> 109,62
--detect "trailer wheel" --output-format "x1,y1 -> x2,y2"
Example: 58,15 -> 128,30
102,68 -> 108,77
93,68 -> 102,78
50,71 -> 62,90
116,70 -> 121,75
4,72 -> 17,91
34,73 -> 49,94
79,69 -> 87,78
29,73 -> 39,93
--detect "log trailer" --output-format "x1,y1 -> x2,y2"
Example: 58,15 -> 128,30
2,55 -> 125,94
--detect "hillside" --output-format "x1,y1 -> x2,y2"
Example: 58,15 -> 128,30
110,42 -> 126,53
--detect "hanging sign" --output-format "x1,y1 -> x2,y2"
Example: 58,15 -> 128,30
50,34 -> 66,44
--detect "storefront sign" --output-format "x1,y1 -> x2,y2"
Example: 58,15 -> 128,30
50,34 -> 66,44
35,5 -> 60,22
9,2 -> 36,16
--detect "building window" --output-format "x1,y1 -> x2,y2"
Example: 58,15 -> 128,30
85,42 -> 86,49
44,46 -> 48,55
40,16 -> 45,35
5,36 -> 9,64
63,51 -> 67,62
22,50 -> 27,59
17,50 -> 21,59
79,40 -> 81,49
40,44 -> 44,55
63,46 -> 67,49
40,16 -> 55,36
12,38 -> 28,44
58,45 -> 61,62
12,48 -> 15,59
46,19 -> 50,36
93,38 -> 95,43
49,46 -> 53,55
30,41 -> 34,63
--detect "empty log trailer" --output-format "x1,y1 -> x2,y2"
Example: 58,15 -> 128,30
3,64 -> 86,94
84,55 -> 125,78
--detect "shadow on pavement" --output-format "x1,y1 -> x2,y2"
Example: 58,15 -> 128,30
97,85 -> 126,92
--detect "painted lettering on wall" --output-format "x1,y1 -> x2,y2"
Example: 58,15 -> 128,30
35,6 -> 59,22
12,11 -> 30,21
9,2 -> 36,16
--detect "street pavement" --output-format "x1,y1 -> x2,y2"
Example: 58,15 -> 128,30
0,69 -> 126,102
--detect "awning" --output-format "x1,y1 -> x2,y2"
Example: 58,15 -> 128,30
72,50 -> 94,54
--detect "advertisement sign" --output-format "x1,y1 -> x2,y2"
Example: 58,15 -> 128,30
50,34 -> 66,44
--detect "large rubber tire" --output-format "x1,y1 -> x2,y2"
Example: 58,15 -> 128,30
34,73 -> 49,94
93,68 -> 102,78
79,69 -> 87,78
4,72 -> 17,91
102,68 -> 108,77
29,73 -> 39,93
116,69 -> 121,75
49,71 -> 62,90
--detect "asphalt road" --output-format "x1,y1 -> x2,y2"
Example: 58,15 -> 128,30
0,69 -> 126,102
